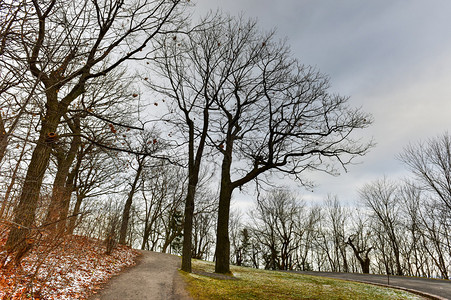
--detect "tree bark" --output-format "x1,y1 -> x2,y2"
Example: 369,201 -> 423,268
181,108 -> 210,273
6,92 -> 63,252
214,146 -> 233,274
181,181 -> 196,272
347,238 -> 371,274
215,178 -> 233,274
66,192 -> 84,235
0,115 -> 7,164
44,117 -> 81,233
119,158 -> 144,245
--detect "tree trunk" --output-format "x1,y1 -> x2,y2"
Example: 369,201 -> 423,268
215,142 -> 233,274
181,112 -> 209,273
347,238 -> 371,274
67,191 -> 84,235
0,115 -> 7,164
119,159 -> 144,245
6,96 -> 62,253
45,118 -> 80,233
65,149 -> 84,235
44,156 -> 70,230
181,182 -> 196,272
0,130 -> 29,218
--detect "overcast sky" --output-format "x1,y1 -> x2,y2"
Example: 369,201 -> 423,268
191,0 -> 451,208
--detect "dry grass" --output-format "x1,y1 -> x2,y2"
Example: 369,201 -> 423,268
182,260 -> 424,300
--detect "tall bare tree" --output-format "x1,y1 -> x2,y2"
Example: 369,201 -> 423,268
118,129 -> 165,245
146,13 -> 220,272
359,177 -> 404,275
147,12 -> 372,274
249,189 -> 303,270
5,0 -> 186,259
200,15 -> 372,274
398,132 -> 451,212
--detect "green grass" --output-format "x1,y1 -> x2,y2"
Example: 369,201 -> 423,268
181,260 -> 424,300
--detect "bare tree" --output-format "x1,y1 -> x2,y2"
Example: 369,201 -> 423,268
398,132 -> 451,211
359,177 -> 404,275
197,15 -> 372,274
5,0 -> 186,258
346,210 -> 373,274
324,195 -> 349,272
249,189 -> 302,270
118,129 -> 166,245
294,206 -> 321,271
0,0 -> 38,164
150,12 -> 373,274
139,163 -> 185,252
145,13 -> 221,272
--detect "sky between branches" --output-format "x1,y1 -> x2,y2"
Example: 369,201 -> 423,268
190,0 -> 451,208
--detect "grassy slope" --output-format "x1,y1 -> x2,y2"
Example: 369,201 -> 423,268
182,260 -> 423,300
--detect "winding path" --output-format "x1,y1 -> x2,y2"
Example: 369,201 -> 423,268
89,251 -> 450,299
89,251 -> 191,300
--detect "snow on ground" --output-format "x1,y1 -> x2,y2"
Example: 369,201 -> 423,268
0,226 -> 140,299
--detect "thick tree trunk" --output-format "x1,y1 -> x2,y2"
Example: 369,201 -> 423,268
44,119 -> 80,232
215,185 -> 233,273
362,258 -> 370,274
44,157 -> 69,229
181,182 -> 196,272
6,98 -> 62,253
119,160 -> 143,245
215,141 -> 233,274
393,245 -> 403,276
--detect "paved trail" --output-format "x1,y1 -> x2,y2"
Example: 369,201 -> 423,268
89,251 -> 191,300
294,271 -> 451,300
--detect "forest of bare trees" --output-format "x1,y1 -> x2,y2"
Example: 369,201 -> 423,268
1,0 -> 449,281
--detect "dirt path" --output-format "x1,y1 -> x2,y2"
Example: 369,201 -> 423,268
89,251 -> 191,300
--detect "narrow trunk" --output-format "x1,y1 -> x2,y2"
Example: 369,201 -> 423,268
119,159 -> 144,245
181,112 -> 209,273
393,245 -> 403,276
57,169 -> 77,233
0,133 -> 29,218
0,115 -> 7,164
66,150 -> 84,235
67,192 -> 84,235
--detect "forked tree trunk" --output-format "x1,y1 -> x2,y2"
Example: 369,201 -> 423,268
45,118 -> 80,233
181,112 -> 209,273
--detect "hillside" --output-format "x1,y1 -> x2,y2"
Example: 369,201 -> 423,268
183,260 -> 426,300
0,226 -> 139,299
